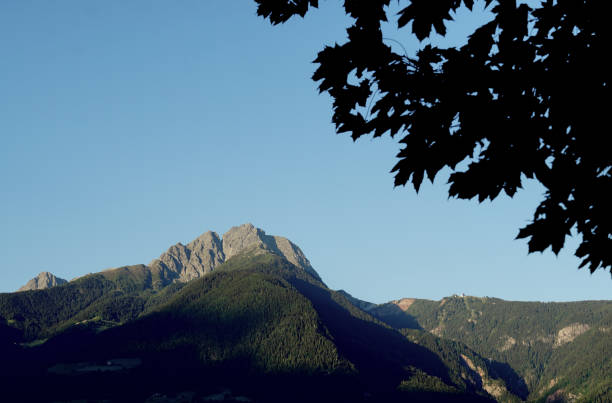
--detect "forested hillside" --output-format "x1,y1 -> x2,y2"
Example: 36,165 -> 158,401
1,224 -> 609,402
364,294 -> 612,402
0,264 -> 182,341
1,252 -> 506,402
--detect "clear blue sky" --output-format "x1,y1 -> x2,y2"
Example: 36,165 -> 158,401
1,1 -> 609,302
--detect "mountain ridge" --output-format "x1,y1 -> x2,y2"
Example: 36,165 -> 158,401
15,223 -> 320,292
2,226 -> 610,402
149,223 -> 320,283
2,252 -> 501,402
340,291 -> 612,402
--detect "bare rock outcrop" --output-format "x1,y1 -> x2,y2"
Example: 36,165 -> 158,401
18,272 -> 68,291
149,231 -> 225,283
222,223 -> 320,280
499,336 -> 516,352
149,223 -> 320,283
222,223 -> 268,260
553,323 -> 590,347
460,354 -> 509,400
391,298 -> 416,311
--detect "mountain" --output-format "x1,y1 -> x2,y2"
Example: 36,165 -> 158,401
0,225 -> 508,402
148,223 -> 320,284
18,271 -> 67,291
0,224 -> 318,342
0,249 -> 501,402
356,293 -> 612,402
1,225 -> 610,402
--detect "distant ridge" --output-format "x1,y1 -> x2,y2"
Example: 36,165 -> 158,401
343,292 -> 612,402
16,224 -> 320,291
18,272 -> 67,292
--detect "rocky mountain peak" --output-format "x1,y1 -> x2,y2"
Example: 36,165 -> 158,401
222,223 -> 267,260
222,223 -> 320,280
149,232 -> 224,283
149,224 -> 320,283
188,230 -> 222,249
18,271 -> 68,292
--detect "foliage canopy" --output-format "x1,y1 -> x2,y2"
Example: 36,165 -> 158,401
254,0 -> 611,273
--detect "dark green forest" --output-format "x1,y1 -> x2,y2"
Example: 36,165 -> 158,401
367,294 -> 612,402
1,252 -> 497,402
1,250 -> 610,402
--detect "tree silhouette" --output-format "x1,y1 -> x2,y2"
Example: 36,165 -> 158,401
255,0 -> 610,274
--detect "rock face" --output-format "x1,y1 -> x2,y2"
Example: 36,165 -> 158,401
149,223 -> 320,282
553,323 -> 590,347
149,231 -> 225,282
460,354 -> 509,399
391,298 -> 416,311
18,272 -> 68,292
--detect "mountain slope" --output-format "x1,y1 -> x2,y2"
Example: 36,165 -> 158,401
0,264 -> 187,341
2,225 -> 608,402
361,294 -> 612,402
0,224 -> 318,342
3,252 -> 500,402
